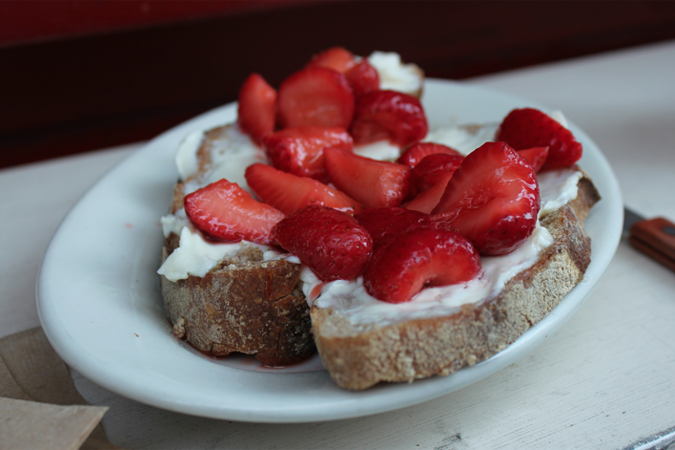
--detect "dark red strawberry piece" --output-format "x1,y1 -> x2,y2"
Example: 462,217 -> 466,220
345,60 -> 380,98
517,146 -> 549,173
411,152 -> 464,193
397,142 -> 462,168
276,66 -> 355,129
184,178 -> 285,245
273,205 -> 373,282
355,207 -> 429,247
324,147 -> 411,208
245,163 -> 361,215
496,108 -> 582,171
262,126 -> 353,181
432,141 -> 540,256
307,47 -> 356,73
237,73 -> 277,145
363,228 -> 481,303
404,173 -> 454,214
350,90 -> 428,147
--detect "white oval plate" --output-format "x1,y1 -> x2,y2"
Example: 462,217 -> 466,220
37,79 -> 623,423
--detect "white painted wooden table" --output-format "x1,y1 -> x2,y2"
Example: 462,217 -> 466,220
2,40 -> 675,449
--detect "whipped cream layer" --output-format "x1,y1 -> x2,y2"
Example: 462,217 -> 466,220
158,124 -> 581,322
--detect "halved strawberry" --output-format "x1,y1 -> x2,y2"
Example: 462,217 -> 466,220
397,142 -> 462,168
324,147 -> 411,208
276,66 -> 355,129
306,47 -> 356,73
432,141 -> 540,256
517,146 -> 549,173
273,205 -> 373,282
245,163 -> 361,215
496,108 -> 582,171
237,73 -> 277,145
363,228 -> 480,303
411,152 -> 464,193
184,178 -> 284,245
404,173 -> 453,214
262,126 -> 353,181
345,60 -> 380,98
350,90 -> 428,147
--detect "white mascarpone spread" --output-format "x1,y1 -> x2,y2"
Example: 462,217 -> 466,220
367,51 -> 423,96
156,62 -> 582,326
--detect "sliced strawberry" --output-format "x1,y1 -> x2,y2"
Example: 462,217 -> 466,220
262,126 -> 353,181
411,152 -> 464,193
397,142 -> 462,168
432,141 -> 540,256
184,178 -> 284,245
363,228 -> 480,303
517,146 -> 549,173
355,207 -> 429,247
324,147 -> 411,208
276,66 -> 355,129
273,205 -> 373,282
496,108 -> 582,171
350,90 -> 428,147
307,47 -> 356,73
245,163 -> 361,215
237,73 -> 277,145
404,173 -> 454,214
344,60 -> 380,98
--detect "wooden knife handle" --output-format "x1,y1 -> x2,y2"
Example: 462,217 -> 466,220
629,217 -> 675,271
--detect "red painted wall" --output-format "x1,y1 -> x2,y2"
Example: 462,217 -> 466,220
0,0 -> 310,45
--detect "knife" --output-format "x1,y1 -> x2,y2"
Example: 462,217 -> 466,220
623,207 -> 675,273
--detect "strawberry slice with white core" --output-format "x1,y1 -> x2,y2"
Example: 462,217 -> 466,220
411,152 -> 464,193
397,142 -> 462,168
273,205 -> 373,282
307,47 -> 356,73
496,108 -> 582,171
324,146 -> 411,208
517,146 -> 549,173
345,60 -> 380,98
184,178 -> 285,245
237,73 -> 277,145
350,90 -> 428,147
263,126 -> 353,182
363,228 -> 480,303
432,141 -> 540,256
245,163 -> 361,215
276,66 -> 355,129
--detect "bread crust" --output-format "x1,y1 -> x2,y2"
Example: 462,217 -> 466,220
310,174 -> 600,390
160,236 -> 315,366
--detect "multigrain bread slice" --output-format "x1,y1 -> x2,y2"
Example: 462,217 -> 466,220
310,175 -> 600,390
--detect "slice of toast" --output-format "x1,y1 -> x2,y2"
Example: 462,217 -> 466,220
156,49 -> 426,366
159,124 -> 315,366
310,175 -> 600,390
